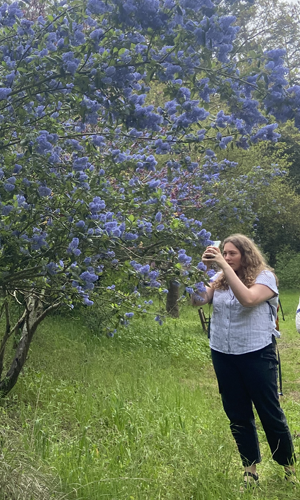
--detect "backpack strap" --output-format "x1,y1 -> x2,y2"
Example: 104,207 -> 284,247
278,298 -> 285,322
276,340 -> 283,396
207,301 -> 212,339
267,300 -> 283,396
266,300 -> 277,326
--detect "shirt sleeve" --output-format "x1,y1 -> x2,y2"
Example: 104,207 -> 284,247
209,271 -> 222,283
255,270 -> 278,295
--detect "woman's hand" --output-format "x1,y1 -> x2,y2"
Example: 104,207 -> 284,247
191,286 -> 214,306
202,246 -> 228,270
191,293 -> 202,306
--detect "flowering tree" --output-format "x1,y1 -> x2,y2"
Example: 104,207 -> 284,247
0,0 -> 299,395
229,0 -> 300,86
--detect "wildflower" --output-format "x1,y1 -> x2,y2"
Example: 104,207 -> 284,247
125,312 -> 134,318
38,186 -> 52,197
0,88 -> 12,100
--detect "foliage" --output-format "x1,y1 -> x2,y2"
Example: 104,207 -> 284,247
1,0 -> 300,393
254,181 -> 300,265
275,248 -> 300,290
93,302 -> 210,361
228,0 -> 300,85
0,299 -> 299,499
262,121 -> 300,195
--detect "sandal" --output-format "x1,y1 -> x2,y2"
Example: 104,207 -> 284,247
243,471 -> 259,489
285,469 -> 299,485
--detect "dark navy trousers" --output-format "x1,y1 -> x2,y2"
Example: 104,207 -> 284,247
211,341 -> 295,467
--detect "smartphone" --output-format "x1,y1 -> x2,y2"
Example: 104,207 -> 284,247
205,240 -> 221,258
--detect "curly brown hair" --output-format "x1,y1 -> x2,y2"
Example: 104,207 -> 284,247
213,234 -> 277,290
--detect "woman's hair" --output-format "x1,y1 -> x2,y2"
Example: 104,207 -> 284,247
213,233 -> 277,290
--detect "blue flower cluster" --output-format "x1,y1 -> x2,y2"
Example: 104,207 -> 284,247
1,0 -> 299,326
0,2 -> 23,27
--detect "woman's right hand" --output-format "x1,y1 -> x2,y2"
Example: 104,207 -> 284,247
202,245 -> 220,264
202,245 -> 227,270
191,293 -> 202,306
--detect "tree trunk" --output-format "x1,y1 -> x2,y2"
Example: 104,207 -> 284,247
0,294 -> 60,397
166,280 -> 180,318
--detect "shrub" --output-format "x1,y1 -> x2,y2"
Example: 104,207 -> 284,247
275,247 -> 300,289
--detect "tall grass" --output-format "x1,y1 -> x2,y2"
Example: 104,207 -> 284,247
0,292 -> 299,499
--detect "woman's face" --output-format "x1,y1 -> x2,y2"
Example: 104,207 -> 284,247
223,242 -> 242,273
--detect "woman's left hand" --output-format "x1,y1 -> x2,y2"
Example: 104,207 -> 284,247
202,246 -> 227,269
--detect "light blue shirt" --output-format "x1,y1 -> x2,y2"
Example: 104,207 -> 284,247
209,270 -> 279,355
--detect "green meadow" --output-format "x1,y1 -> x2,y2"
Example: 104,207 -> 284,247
0,291 -> 299,500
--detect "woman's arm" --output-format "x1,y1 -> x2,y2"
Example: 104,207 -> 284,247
203,247 -> 275,307
191,285 -> 214,307
220,265 -> 275,307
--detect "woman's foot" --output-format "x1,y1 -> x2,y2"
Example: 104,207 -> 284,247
242,466 -> 259,489
284,466 -> 299,485
243,471 -> 259,489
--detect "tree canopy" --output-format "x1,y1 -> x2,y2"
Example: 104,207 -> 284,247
0,0 -> 300,394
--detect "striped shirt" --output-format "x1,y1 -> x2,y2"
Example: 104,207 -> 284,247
209,270 -> 279,355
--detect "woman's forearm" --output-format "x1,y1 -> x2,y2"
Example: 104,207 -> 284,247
191,287 -> 213,306
221,264 -> 273,306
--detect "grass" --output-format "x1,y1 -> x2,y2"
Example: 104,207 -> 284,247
0,291 -> 299,499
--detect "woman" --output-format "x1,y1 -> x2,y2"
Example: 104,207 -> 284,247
192,234 -> 296,487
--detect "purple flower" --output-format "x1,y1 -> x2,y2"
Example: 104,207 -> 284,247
73,157 -> 88,171
0,88 -> 12,100
87,0 -> 109,14
195,282 -> 206,293
2,205 -> 13,215
31,231 -> 48,250
80,271 -> 98,283
4,182 -> 15,192
62,52 -> 80,75
125,312 -> 134,318
66,139 -> 84,151
140,264 -> 150,275
83,297 -> 94,306
90,28 -> 104,41
130,261 -> 142,271
178,251 -> 192,264
207,269 -> 216,279
6,176 -> 16,185
149,271 -> 159,280
36,132 -> 54,155
67,237 -> 80,254
89,196 -> 105,213
38,186 -> 52,197
92,135 -> 106,147
76,220 -> 86,228
150,280 -> 161,288
13,164 -> 22,174
155,315 -> 163,325
124,232 -> 138,240
46,262 -> 58,275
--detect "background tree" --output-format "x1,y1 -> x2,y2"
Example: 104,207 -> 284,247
0,0 -> 300,395
215,138 -> 300,263
224,0 -> 300,85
